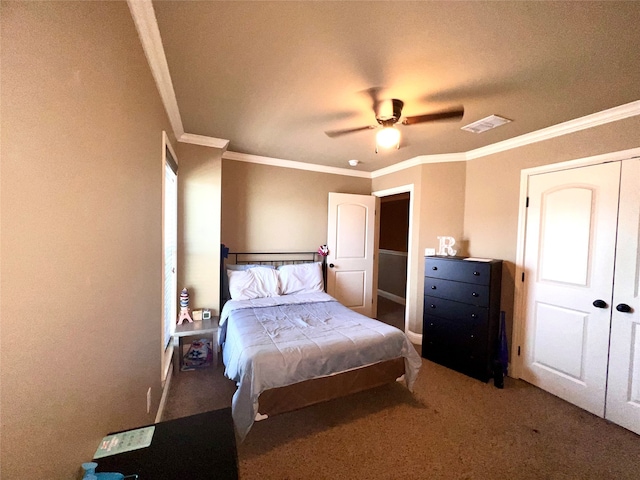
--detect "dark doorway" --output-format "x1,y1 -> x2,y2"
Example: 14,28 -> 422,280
377,193 -> 409,331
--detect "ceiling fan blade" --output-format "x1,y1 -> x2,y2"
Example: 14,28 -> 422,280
402,107 -> 464,126
361,87 -> 384,117
324,125 -> 376,138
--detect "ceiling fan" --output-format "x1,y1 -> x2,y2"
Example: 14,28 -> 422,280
324,97 -> 464,152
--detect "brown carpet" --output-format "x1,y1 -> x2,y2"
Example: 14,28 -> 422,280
163,349 -> 640,480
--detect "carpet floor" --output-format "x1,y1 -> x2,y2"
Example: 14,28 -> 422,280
163,320 -> 640,479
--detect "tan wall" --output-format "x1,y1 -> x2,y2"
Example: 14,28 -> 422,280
176,143 -> 223,315
221,160 -> 371,252
1,3 -> 172,478
373,162 -> 467,334
464,115 -> 640,356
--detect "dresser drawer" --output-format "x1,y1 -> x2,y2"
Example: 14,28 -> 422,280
422,319 -> 490,381
425,257 -> 492,285
422,317 -> 470,364
423,312 -> 488,343
424,277 -> 490,307
423,295 -> 489,323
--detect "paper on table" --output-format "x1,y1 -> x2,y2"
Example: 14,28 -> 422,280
463,257 -> 492,262
93,426 -> 155,459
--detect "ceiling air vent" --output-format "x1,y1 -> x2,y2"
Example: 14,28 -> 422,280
461,115 -> 512,134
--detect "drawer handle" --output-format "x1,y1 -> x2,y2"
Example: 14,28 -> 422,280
473,271 -> 480,276
431,285 -> 437,290
430,304 -> 436,309
471,313 -> 478,318
472,292 -> 479,297
432,266 -> 438,270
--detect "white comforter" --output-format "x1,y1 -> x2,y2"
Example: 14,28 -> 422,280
219,292 -> 422,440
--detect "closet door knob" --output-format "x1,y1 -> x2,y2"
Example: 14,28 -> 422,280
592,299 -> 607,308
616,303 -> 632,313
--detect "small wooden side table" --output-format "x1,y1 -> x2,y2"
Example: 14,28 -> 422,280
172,317 -> 219,372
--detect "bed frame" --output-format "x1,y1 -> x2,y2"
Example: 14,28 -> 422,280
219,245 -> 406,419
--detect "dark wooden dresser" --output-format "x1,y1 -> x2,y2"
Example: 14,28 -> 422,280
422,256 -> 502,382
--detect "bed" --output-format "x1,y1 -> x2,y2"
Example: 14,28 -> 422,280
219,248 -> 422,440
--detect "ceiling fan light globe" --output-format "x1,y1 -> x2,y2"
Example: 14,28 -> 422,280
376,127 -> 401,149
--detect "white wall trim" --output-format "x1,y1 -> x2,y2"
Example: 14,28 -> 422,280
379,249 -> 408,257
223,150 -> 371,178
372,184 -> 414,197
371,153 -> 465,178
511,146 -> 640,379
378,289 -> 406,306
466,100 -> 640,161
179,133 -> 230,151
372,184 -> 420,344
217,98 -> 640,178
155,366 -> 172,423
127,0 -> 185,138
128,5 -> 640,178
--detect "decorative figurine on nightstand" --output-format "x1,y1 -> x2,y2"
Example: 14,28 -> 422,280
177,287 -> 193,325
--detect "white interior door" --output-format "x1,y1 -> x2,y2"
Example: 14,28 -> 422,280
522,162 -> 621,416
327,192 -> 378,317
605,158 -> 640,434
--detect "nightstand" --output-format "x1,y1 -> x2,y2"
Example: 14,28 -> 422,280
96,408 -> 238,479
172,317 -> 219,373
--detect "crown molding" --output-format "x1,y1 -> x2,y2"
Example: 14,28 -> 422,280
179,133 -> 230,151
371,153 -> 465,178
127,0 -> 184,137
128,4 -> 639,179
465,99 -> 640,161
223,151 -> 371,179
211,99 -> 640,178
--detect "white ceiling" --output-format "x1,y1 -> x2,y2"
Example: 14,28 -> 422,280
144,1 -> 640,172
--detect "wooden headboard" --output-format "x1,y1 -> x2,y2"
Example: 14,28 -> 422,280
220,245 -> 325,306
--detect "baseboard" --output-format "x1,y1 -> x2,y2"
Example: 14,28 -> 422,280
377,289 -> 406,306
406,330 -> 422,345
155,366 -> 173,423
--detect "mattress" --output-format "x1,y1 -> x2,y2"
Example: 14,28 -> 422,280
219,292 -> 422,439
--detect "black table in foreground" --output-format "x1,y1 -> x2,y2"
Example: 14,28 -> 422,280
96,408 -> 238,479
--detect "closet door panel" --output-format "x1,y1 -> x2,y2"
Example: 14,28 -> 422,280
605,158 -> 640,435
522,162 -> 621,417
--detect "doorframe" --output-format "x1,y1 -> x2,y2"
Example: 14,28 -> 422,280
511,146 -> 640,379
372,184 -> 421,344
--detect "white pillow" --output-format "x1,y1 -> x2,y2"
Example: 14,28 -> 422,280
278,262 -> 324,295
227,267 -> 280,300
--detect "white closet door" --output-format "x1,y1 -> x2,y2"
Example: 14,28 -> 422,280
522,162 -> 621,417
605,158 -> 640,435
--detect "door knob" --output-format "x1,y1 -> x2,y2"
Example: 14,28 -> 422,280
329,263 -> 335,268
616,303 -> 632,313
592,299 -> 608,308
